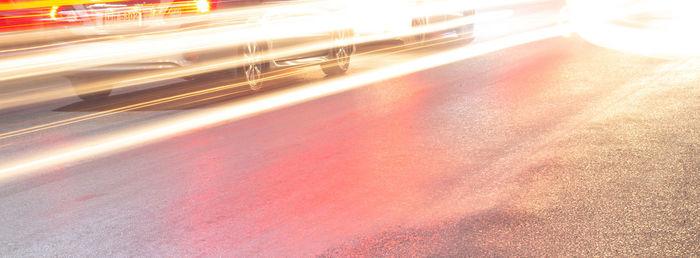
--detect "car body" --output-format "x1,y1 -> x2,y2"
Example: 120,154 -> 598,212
42,0 -> 355,100
352,0 -> 476,44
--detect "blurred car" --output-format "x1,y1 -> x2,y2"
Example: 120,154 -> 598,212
48,0 -> 355,100
353,0 -> 475,44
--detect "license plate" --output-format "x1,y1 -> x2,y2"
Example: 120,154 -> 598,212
102,7 -> 143,25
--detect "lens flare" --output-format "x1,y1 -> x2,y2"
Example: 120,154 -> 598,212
567,0 -> 700,58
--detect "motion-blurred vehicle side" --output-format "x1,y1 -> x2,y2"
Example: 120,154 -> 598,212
353,0 -> 475,44
47,0 -> 355,100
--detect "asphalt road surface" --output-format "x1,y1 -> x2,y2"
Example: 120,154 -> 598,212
1,1 -> 699,256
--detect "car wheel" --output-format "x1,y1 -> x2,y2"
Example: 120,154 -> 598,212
67,75 -> 113,101
322,30 -> 353,76
242,41 -> 266,91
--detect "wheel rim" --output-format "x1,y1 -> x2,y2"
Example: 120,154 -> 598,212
334,31 -> 351,71
244,42 -> 263,90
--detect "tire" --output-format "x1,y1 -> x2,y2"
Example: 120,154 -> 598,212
242,41 -> 267,91
322,30 -> 353,76
67,75 -> 113,101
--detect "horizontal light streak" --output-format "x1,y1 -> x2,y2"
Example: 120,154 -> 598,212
0,26 -> 561,178
0,0 -> 331,48
0,34 -> 454,141
0,0 -> 545,52
0,9 -> 499,109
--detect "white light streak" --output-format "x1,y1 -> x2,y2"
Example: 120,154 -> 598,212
0,26 -> 561,178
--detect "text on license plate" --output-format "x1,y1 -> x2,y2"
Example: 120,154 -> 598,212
102,8 -> 143,23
